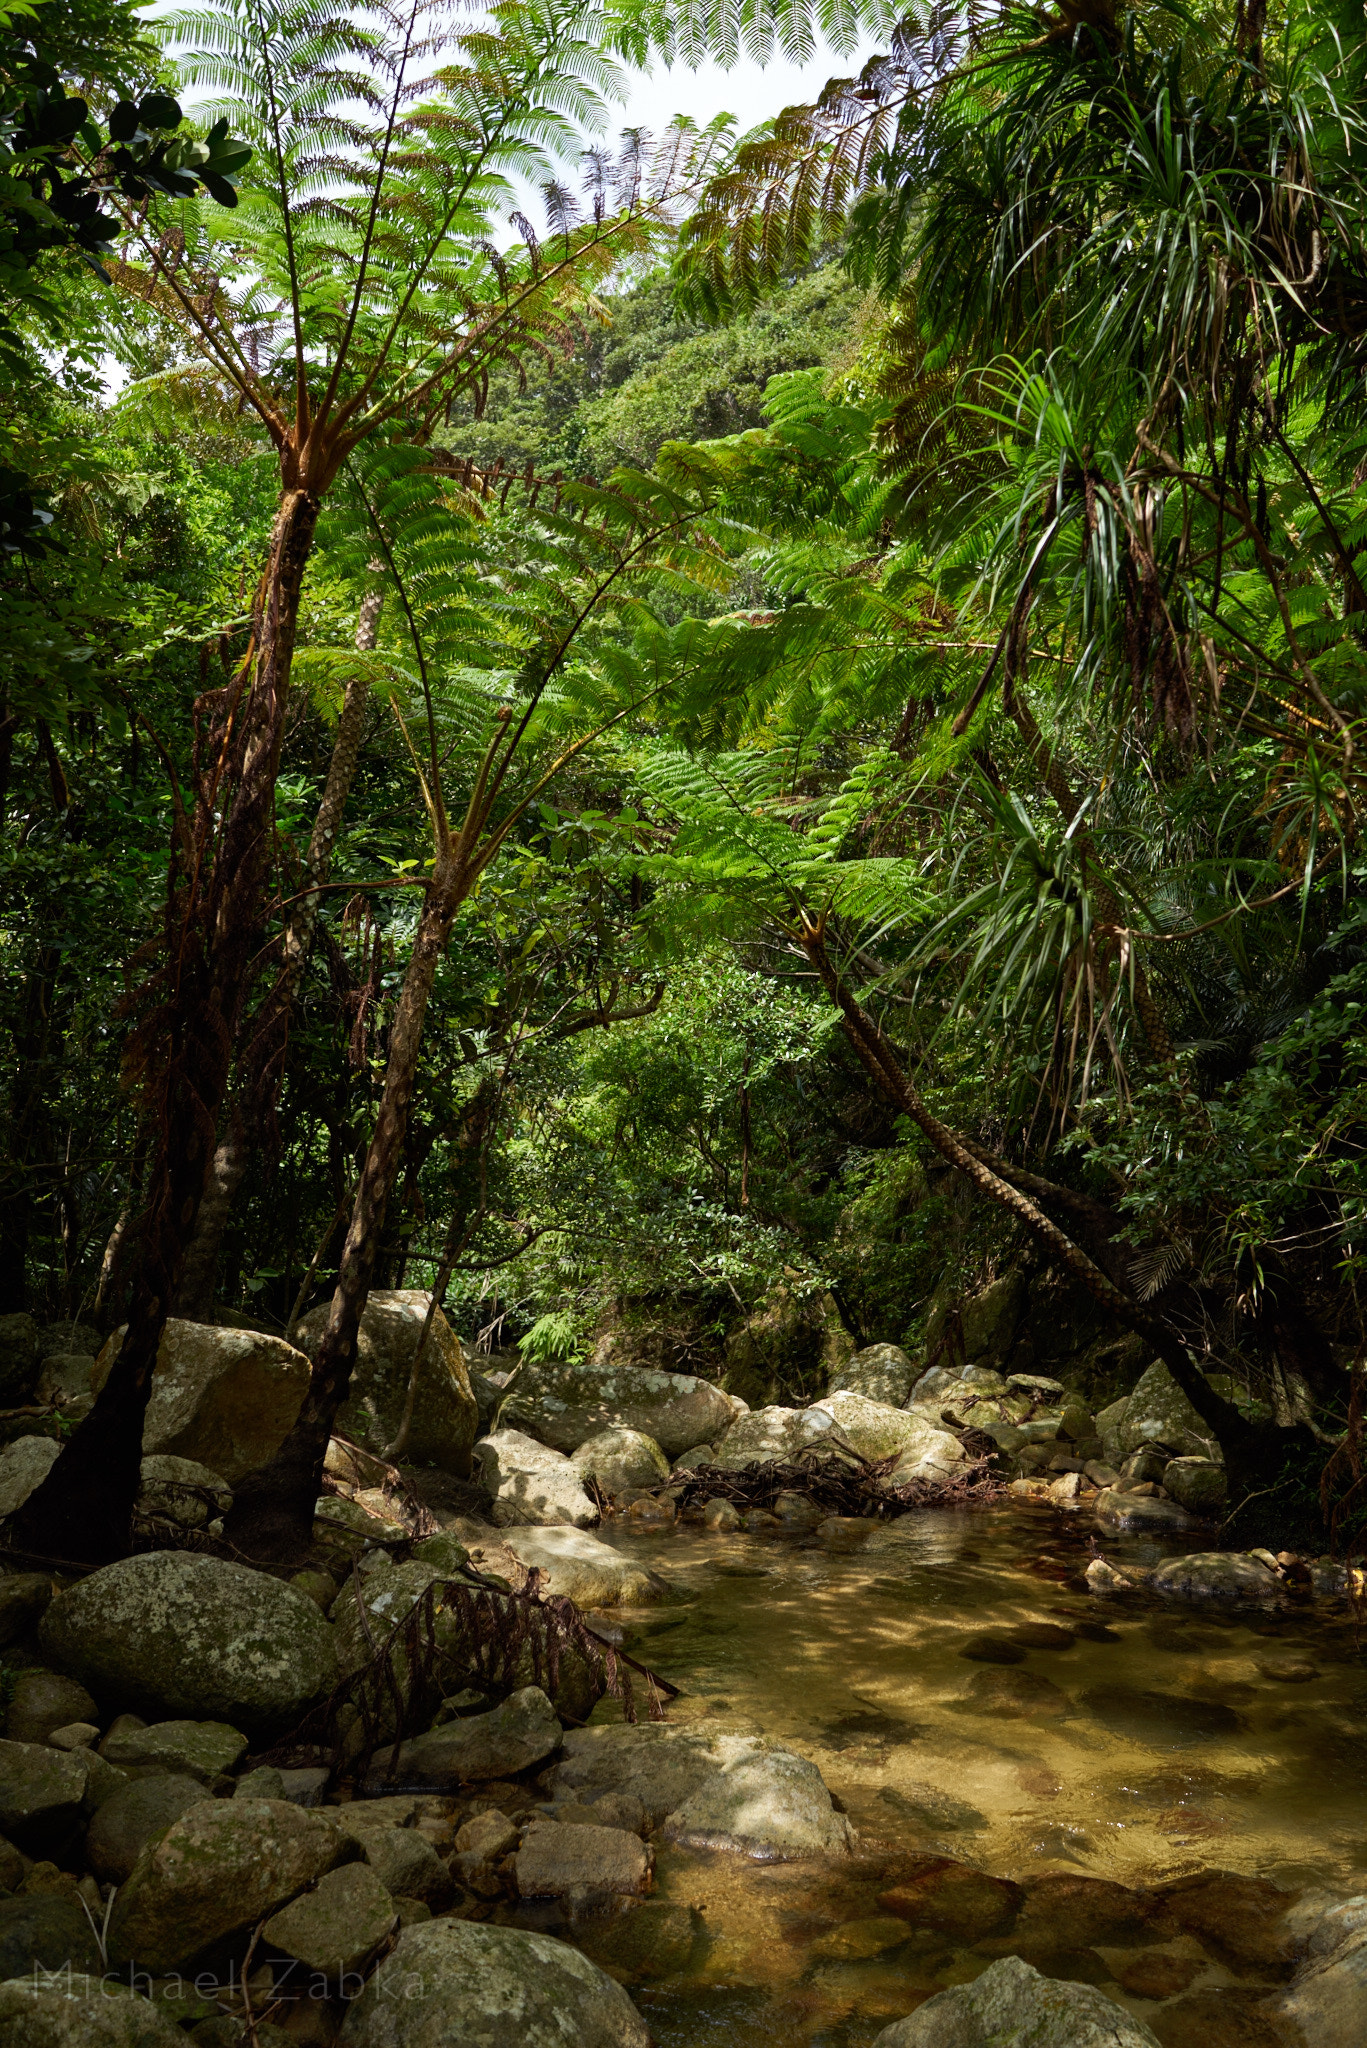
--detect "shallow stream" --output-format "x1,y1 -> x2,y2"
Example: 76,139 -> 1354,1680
562,1504 -> 1367,2044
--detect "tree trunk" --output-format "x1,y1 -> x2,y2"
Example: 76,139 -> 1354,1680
174,586 -> 382,1321
0,945 -> 63,1315
224,841 -> 470,1562
799,922 -> 1302,1494
11,488 -> 320,1566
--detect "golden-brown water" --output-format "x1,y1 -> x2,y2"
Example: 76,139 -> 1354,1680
555,1503 -> 1367,2044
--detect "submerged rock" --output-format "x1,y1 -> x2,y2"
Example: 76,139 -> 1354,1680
871,1954 -> 1162,2046
880,1860 -> 1022,1942
39,1553 -> 339,1734
473,1430 -> 598,1528
337,1917 -> 651,2048
502,1359 -> 735,1458
295,1289 -> 477,1475
91,1320 -> 309,1482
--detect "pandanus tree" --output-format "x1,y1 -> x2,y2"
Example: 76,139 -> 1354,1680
12,0 -> 679,1564
638,0 -> 1367,1490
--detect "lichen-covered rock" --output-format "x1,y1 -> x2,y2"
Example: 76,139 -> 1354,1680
366,1686 -> 561,1790
136,1455 -> 232,1529
872,1955 -> 1161,2045
91,1320 -> 309,1482
39,1553 -> 339,1735
889,1430 -> 970,1486
0,1436 -> 59,1519
497,1526 -> 672,1607
85,1772 -> 212,1885
828,1343 -> 918,1407
35,1355 -> 93,1405
502,1359 -> 734,1458
1161,1456 -> 1228,1513
708,1403 -> 850,1470
262,1862 -> 396,1979
0,1742 -> 88,1856
1116,1362 -> 1256,1461
551,1722 -> 851,1860
473,1430 -> 598,1527
6,1672 -> 97,1745
0,1895 -> 103,1982
570,1427 -> 669,1496
811,1391 -> 967,1469
0,1972 -> 183,2046
100,1719 -> 246,1782
106,1797 -> 350,1973
1149,1551 -> 1286,1606
337,1917 -> 651,2048
295,1290 -> 477,1475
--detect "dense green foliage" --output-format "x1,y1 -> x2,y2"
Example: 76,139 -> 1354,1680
2,0 -> 1365,1542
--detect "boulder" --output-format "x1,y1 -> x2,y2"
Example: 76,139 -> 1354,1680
107,1797 -> 351,1973
6,1672 -> 97,1745
880,1861 -> 1022,1942
39,1553 -> 339,1735
551,1722 -> 851,1860
0,1743 -> 88,1856
337,1917 -> 650,2048
1161,1456 -> 1228,1513
366,1686 -> 562,1789
827,1343 -> 917,1408
85,1772 -> 212,1885
35,1355 -> 93,1405
0,1572 -> 53,1648
349,1824 -> 452,1910
473,1431 -> 598,1527
0,1436 -> 58,1518
871,1955 -> 1161,2046
1117,1362 -> 1251,1462
0,1896 -> 101,1984
91,1320 -> 309,1482
810,1391 -> 967,1466
959,1273 -> 1029,1365
1094,1488 -> 1196,1534
329,1558 -> 598,1729
36,1322 -> 101,1361
721,1286 -> 853,1408
498,1525 -> 672,1607
0,1317 -> 40,1406
294,1290 -> 477,1475
1094,1395 -> 1130,1467
570,1428 -> 670,1496
0,1971 -> 184,2046
889,1431 -> 970,1486
136,1455 -> 232,1529
515,1818 -> 651,1898
262,1862 -> 396,1979
100,1718 -> 246,1782
1149,1552 -> 1286,1606
501,1359 -> 735,1458
708,1403 -> 850,1470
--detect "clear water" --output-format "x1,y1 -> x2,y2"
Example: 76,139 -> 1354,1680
558,1503 -> 1367,2043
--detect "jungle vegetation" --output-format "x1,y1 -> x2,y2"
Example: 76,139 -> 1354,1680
1,0 -> 1364,1560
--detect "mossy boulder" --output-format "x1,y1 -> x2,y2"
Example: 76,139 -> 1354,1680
39,1554 -> 338,1736
91,1320 -> 309,1483
294,1289 -> 477,1476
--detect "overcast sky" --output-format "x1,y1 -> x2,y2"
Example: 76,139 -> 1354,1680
613,43 -> 872,138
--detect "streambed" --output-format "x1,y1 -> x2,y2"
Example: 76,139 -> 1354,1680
549,1503 -> 1367,2044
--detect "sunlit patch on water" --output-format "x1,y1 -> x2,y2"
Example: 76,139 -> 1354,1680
557,1502 -> 1367,2044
